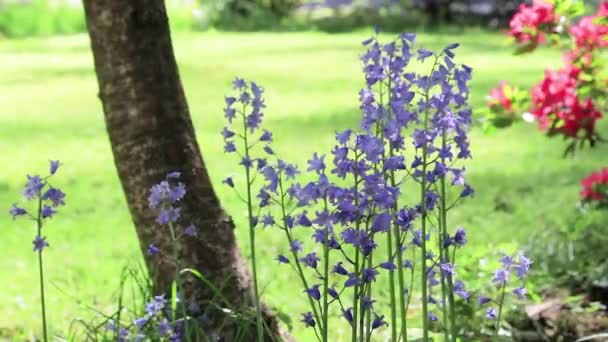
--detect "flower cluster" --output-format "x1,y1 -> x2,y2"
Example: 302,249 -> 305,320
580,167 -> 608,205
508,0 -> 557,47
9,160 -> 66,252
221,78 -> 273,341
221,31 -> 501,341
147,172 -> 198,256
478,252 -> 532,338
531,65 -> 602,139
489,0 -> 608,154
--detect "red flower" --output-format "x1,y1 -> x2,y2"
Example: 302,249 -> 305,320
531,65 -> 602,138
509,0 -> 557,46
581,167 -> 608,201
488,81 -> 514,112
569,15 -> 608,51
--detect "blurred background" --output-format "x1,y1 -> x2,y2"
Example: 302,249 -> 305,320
1,0 -> 607,340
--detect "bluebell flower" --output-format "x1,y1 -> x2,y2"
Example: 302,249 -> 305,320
9,203 -> 27,219
305,285 -> 321,300
428,312 -> 438,322
516,253 -> 532,279
333,262 -> 348,276
290,240 -> 303,253
222,177 -> 234,188
158,318 -> 171,336
342,308 -> 354,323
361,267 -> 379,283
299,253 -> 320,268
307,153 -> 326,174
32,236 -> 48,252
454,280 -> 470,300
478,296 -> 491,305
261,213 -> 274,227
49,160 -> 61,175
379,260 -> 396,271
184,224 -> 198,237
513,287 -> 527,300
486,307 -> 497,319
156,207 -> 181,225
371,212 -> 391,233
345,273 -> 361,287
22,175 -> 44,200
276,254 -> 289,264
259,129 -> 272,142
41,205 -> 56,219
301,312 -> 315,328
492,268 -> 510,285
453,227 -> 467,246
371,315 -> 387,330
147,244 -> 161,256
328,286 -> 339,299
440,262 -> 456,276
134,317 -> 148,330
41,188 -> 65,207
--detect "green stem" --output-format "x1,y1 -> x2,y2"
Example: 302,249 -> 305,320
168,221 -> 191,342
440,132 -> 457,342
243,114 -> 264,342
321,197 -> 330,342
278,176 -> 323,337
36,196 -> 48,342
494,283 -> 507,341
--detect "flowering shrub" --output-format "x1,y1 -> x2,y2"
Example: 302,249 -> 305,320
9,160 -> 66,342
221,31 -> 532,341
581,167 -> 608,206
486,0 -> 608,207
488,0 -> 607,149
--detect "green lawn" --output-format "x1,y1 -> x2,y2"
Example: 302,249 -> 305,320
1,30 -> 607,340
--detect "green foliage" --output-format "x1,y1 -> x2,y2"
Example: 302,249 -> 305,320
0,0 -> 86,38
525,206 -> 608,292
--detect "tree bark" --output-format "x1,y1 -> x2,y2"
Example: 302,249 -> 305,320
81,1 -> 287,340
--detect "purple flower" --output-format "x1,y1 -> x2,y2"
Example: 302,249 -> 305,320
371,315 -> 387,330
41,205 -> 56,219
145,295 -> 166,316
428,312 -> 438,322
134,317 -> 148,330
221,127 -> 235,140
454,280 -> 470,300
49,160 -> 61,175
156,207 -> 181,225
184,224 -> 198,237
305,285 -> 321,300
513,287 -> 528,300
41,188 -> 66,207
379,260 -> 396,271
9,203 -> 27,219
259,130 -> 272,142
417,49 -> 433,61
333,262 -> 348,276
276,254 -> 289,264
440,262 -> 456,276
158,318 -> 171,336
478,296 -> 491,305
147,244 -> 161,256
224,141 -> 236,153
261,214 -> 274,227
343,308 -> 353,323
453,227 -> 467,246
516,253 -> 532,279
486,307 -> 497,319
301,312 -> 315,328
371,212 -> 391,233
32,236 -> 48,252
307,153 -> 326,174
22,175 -> 45,200
328,286 -> 339,299
299,253 -> 320,268
361,267 -> 379,283
232,78 -> 246,89
345,273 -> 361,287
493,268 -> 510,285
290,240 -> 302,253
222,177 -> 234,188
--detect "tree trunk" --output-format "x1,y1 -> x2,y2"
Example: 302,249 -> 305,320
81,1 -> 287,340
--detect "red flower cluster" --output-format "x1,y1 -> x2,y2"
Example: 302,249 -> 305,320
531,66 -> 602,138
509,0 -> 557,46
488,81 -> 514,113
581,167 -> 608,202
569,5 -> 608,52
